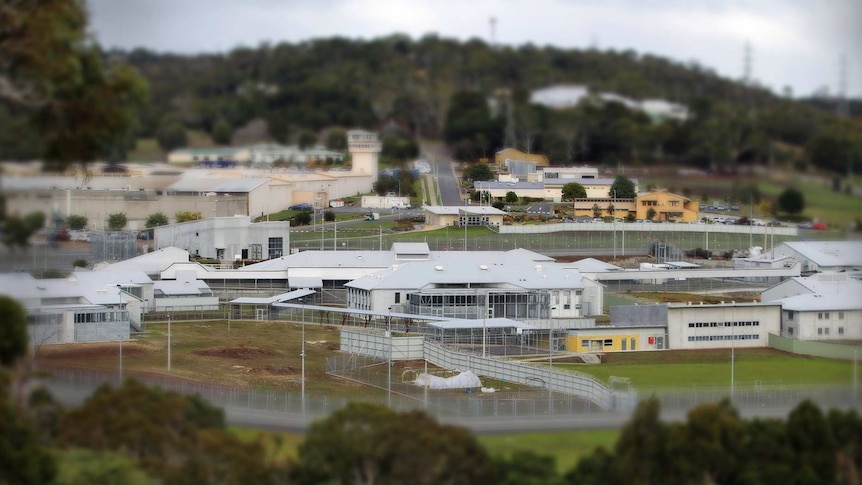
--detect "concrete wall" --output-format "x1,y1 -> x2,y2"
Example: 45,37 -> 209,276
611,305 -> 668,326
769,333 -> 862,361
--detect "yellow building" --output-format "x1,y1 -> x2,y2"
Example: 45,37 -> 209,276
566,325 -> 667,352
635,189 -> 699,222
494,148 -> 550,167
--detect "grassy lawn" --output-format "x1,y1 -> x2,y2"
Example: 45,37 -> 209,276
551,348 -> 855,389
479,429 -> 619,473
641,172 -> 862,228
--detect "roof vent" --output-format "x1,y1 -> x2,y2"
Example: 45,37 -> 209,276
392,264 -> 399,270
479,264 -> 488,270
435,265 -> 444,271
534,264 -> 542,272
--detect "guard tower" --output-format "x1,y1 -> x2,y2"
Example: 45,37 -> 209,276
347,129 -> 381,182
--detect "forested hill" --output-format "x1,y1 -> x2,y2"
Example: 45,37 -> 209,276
2,34 -> 859,173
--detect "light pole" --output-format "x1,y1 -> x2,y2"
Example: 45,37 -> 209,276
482,292 -> 487,358
301,307 -> 306,414
167,313 -> 171,372
387,307 -> 392,408
730,304 -> 735,401
613,190 -> 617,259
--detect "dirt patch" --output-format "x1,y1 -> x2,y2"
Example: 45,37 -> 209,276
38,341 -> 153,360
246,365 -> 298,376
191,346 -> 276,360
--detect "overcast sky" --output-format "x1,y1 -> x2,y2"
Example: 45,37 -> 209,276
88,0 -> 860,99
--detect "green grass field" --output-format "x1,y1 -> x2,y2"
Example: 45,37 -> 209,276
552,348 -> 855,389
479,429 -> 620,473
229,425 -> 620,474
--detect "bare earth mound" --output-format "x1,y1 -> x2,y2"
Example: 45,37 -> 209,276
40,342 -> 153,359
191,346 -> 276,360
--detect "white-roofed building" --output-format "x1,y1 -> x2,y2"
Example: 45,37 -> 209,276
345,259 -> 603,322
153,216 -> 290,261
1,273 -> 134,344
761,273 -> 862,340
422,205 -> 507,228
153,270 -> 219,311
770,241 -> 862,274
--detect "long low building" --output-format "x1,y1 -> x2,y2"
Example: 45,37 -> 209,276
154,216 -> 291,261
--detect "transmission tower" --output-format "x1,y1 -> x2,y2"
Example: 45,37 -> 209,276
489,17 -> 496,47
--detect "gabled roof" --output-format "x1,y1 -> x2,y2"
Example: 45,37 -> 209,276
565,258 -> 622,273
777,241 -> 862,268
99,247 -> 190,275
345,260 -> 584,291
776,292 -> 862,312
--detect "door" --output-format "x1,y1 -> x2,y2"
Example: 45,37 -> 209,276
656,336 -> 664,350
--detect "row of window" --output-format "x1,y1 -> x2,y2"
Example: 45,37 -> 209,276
688,320 -> 760,328
817,327 -> 845,335
688,334 -> 759,342
818,312 -> 845,320
73,311 -> 128,323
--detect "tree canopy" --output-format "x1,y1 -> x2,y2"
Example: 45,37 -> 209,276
0,0 -> 148,169
561,182 -> 587,201
609,175 -> 637,198
776,188 -> 805,215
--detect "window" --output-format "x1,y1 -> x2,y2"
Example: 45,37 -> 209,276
787,311 -> 794,321
788,327 -> 794,335
268,237 -> 283,258
825,327 -> 830,335
824,312 -> 830,319
838,327 -> 844,335
394,293 -> 401,304
818,327 -> 823,335
563,304 -> 570,310
839,312 -> 845,320
818,312 -> 824,320
249,244 -> 262,260
603,339 -> 613,347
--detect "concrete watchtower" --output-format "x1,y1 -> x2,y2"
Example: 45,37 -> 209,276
347,129 -> 381,183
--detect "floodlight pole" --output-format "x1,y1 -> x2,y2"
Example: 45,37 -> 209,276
167,314 -> 172,372
301,315 -> 306,414
482,292 -> 487,358
388,307 -> 392,408
119,333 -> 123,382
730,305 -> 735,401
613,190 -> 617,259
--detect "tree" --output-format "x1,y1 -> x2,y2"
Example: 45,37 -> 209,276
298,131 -> 317,149
646,207 -> 657,221
145,212 -> 168,228
175,211 -> 203,223
607,203 -> 615,218
211,117 -> 232,145
293,402 -> 494,484
0,0 -> 148,171
66,215 -> 87,230
323,210 -> 335,222
494,450 -> 560,485
613,398 -> 671,484
462,163 -> 493,183
54,450 -> 152,485
325,128 -> 347,150
293,212 -> 311,226
505,191 -> 519,204
72,259 -> 87,268
106,213 -> 127,231
561,182 -> 587,201
156,114 -> 187,152
3,211 -> 45,249
776,188 -> 805,215
609,175 -> 637,198
0,296 -> 28,367
592,203 -> 602,219
373,174 -> 400,196
444,90 -> 503,161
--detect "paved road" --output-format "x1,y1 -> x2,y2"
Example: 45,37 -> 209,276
527,202 -> 555,215
433,158 -> 464,206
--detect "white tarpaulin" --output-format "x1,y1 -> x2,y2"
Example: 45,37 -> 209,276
414,371 -> 481,390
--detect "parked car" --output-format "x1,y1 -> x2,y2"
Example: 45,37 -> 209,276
289,203 -> 313,211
